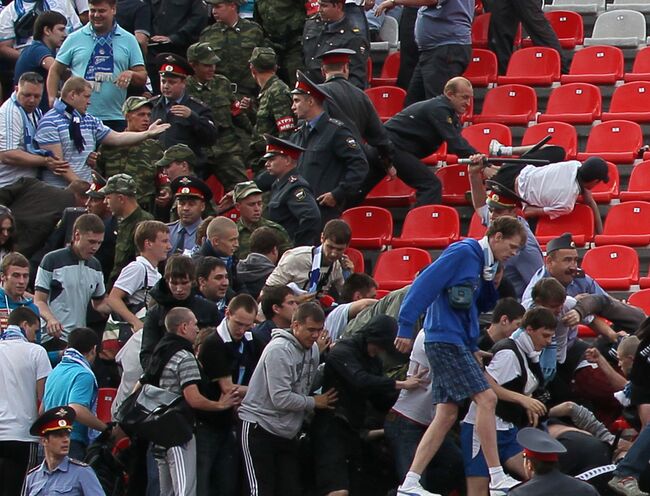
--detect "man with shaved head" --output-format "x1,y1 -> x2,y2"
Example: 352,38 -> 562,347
195,216 -> 242,295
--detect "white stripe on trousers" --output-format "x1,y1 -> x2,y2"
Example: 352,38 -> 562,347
240,421 -> 259,496
170,445 -> 187,495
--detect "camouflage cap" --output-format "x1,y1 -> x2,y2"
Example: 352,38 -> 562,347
155,144 -> 196,168
121,96 -> 155,115
99,173 -> 137,196
187,42 -> 221,65
249,46 -> 277,71
233,180 -> 262,202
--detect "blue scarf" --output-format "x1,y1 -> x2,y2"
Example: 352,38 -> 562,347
84,24 -> 117,92
0,324 -> 27,341
53,98 -> 85,153
10,92 -> 49,157
62,348 -> 100,441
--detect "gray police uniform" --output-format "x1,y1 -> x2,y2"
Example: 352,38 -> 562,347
509,468 -> 599,496
23,457 -> 105,496
268,168 -> 321,247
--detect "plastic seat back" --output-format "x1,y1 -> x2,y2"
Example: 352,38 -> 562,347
97,388 -> 118,424
436,164 -> 471,205
371,51 -> 400,87
341,206 -> 393,249
581,244 -> 639,289
587,160 -> 620,202
560,45 -> 624,84
497,47 -> 561,86
344,247 -> 365,274
365,86 -> 406,122
594,201 -> 650,246
621,160 -> 650,201
538,83 -> 602,124
521,121 -> 578,159
577,119 -> 642,164
466,212 -> 487,239
603,81 -> 650,122
463,48 -> 498,87
584,10 -> 646,47
473,84 -> 537,125
546,10 -> 585,48
463,123 -> 512,155
625,46 -> 650,82
393,205 -> 460,248
365,176 -> 416,207
373,247 -> 432,290
535,203 -> 595,247
628,288 -> 650,310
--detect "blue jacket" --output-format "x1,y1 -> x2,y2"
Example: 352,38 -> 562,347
397,239 -> 498,350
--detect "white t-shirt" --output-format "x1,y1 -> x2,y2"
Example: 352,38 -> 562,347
114,256 -> 161,310
325,303 -> 352,341
111,330 -> 143,419
0,0 -> 81,46
0,97 -> 38,187
517,161 -> 581,219
392,330 -> 434,426
0,340 -> 51,441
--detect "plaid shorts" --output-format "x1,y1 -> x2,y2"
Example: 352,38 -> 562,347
425,342 -> 489,404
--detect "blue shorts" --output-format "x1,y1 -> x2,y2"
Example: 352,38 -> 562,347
460,422 -> 522,477
425,342 -> 490,404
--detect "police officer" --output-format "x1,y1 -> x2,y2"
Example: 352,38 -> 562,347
264,134 -> 322,247
248,47 -> 296,169
23,406 -> 105,496
510,427 -> 599,495
186,42 -> 250,191
290,70 -> 369,225
150,53 -> 219,176
167,175 -> 213,255
302,0 -> 369,89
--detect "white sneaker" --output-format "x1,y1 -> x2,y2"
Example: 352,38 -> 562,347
489,139 -> 510,157
489,474 -> 521,495
397,481 -> 442,496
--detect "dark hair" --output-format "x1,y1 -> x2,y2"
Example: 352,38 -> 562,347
531,278 -> 566,306
527,458 -> 556,475
491,297 -> 525,324
67,327 -> 99,354
521,307 -> 557,331
196,216 -> 214,247
250,227 -> 280,255
486,215 -> 527,246
73,213 -> 105,235
261,286 -> 294,320
322,219 -> 352,245
1,251 -> 29,274
340,273 -> 377,303
134,220 -> 168,253
227,293 -> 258,315
18,72 -> 44,86
195,256 -> 227,283
8,306 -> 39,327
164,254 -> 195,282
293,301 -> 324,324
636,316 -> 650,341
0,206 -> 15,251
89,0 -> 116,7
33,11 -> 66,41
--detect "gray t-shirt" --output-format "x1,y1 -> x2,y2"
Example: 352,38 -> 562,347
159,349 -> 202,396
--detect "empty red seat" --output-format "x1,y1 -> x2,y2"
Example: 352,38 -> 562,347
472,13 -> 521,49
341,206 -> 393,249
585,161 -> 620,203
373,247 -> 432,290
594,201 -> 650,246
97,388 -> 118,424
628,288 -> 650,307
371,51 -> 400,87
560,45 -> 624,84
576,120 -> 642,164
602,82 -> 650,123
620,160 -> 650,202
364,176 -> 416,207
466,212 -> 487,239
538,83 -> 602,125
344,247 -> 365,274
497,47 -> 561,86
535,203 -> 594,248
365,86 -> 406,122
521,121 -> 578,160
436,164 -> 471,205
472,84 -> 537,125
581,245 -> 639,290
463,48 -> 498,87
393,205 -> 460,248
521,11 -> 584,49
625,47 -> 650,82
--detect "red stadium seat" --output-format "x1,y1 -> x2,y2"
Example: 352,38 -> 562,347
422,142 -> 447,166
364,176 -> 416,207
594,201 -> 650,246
602,82 -> 650,123
371,51 -> 400,87
586,161 -> 620,203
472,14 -> 521,49
535,203 -> 594,248
206,175 -> 225,203
581,245 -> 639,290
522,11 -> 584,49
447,123 -> 512,163
625,47 -> 650,82
560,45 -> 624,84
538,83 -> 602,125
472,84 -> 537,125
365,86 -> 406,122
497,47 -> 561,86
628,288 -> 650,308
341,206 -> 393,249
221,208 -> 239,222
521,121 -> 578,160
436,164 -> 471,205
97,388 -> 118,424
576,120 -> 642,164
392,205 -> 460,248
620,160 -> 650,202
463,48 -> 498,87
373,247 -> 432,290
344,247 -> 365,274
466,212 -> 487,239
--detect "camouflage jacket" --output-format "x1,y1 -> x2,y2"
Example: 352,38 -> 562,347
250,75 -> 295,159
236,216 -> 293,259
253,0 -> 305,40
110,206 -> 154,286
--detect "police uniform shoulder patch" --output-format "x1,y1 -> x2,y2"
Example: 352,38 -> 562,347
446,116 -> 452,124
345,137 -> 358,149
329,118 -> 345,127
288,175 -> 298,183
352,27 -> 360,33
189,96 -> 206,106
69,459 -> 89,467
295,188 -> 306,201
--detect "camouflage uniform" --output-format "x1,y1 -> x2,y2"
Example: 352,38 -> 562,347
100,174 -> 154,286
253,0 -> 306,86
237,217 -> 292,258
248,47 -> 296,168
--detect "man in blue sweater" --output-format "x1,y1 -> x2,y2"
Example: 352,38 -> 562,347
395,215 -> 527,496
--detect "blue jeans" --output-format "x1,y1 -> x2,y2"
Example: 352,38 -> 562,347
615,422 -> 650,478
196,422 -> 238,496
384,411 -> 464,494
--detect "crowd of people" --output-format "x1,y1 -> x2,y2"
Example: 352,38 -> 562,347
0,0 -> 649,495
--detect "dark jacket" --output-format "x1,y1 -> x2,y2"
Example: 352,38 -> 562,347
140,278 -> 221,368
237,253 -> 275,299
509,468 -> 599,496
194,240 -> 241,296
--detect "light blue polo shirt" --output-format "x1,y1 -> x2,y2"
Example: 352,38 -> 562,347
55,23 -> 144,121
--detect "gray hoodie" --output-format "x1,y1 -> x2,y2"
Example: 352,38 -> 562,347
238,328 -> 319,439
